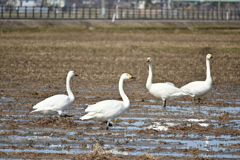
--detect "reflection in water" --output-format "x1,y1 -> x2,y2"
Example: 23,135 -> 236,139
204,136 -> 210,151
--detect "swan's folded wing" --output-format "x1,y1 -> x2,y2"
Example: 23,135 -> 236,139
151,83 -> 180,94
80,112 -> 98,120
165,82 -> 175,86
85,100 -> 122,113
181,81 -> 205,94
32,94 -> 70,111
82,100 -> 125,121
151,83 -> 188,100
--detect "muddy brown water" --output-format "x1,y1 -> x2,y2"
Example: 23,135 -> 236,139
0,22 -> 240,159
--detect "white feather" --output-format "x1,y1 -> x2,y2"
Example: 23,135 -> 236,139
31,95 -> 72,115
148,83 -> 188,101
81,100 -> 128,122
80,73 -> 135,124
31,71 -> 78,116
146,57 -> 188,107
181,54 -> 213,100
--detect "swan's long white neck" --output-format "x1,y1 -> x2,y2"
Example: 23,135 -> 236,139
119,77 -> 130,106
66,75 -> 74,101
146,63 -> 152,90
205,58 -> 212,84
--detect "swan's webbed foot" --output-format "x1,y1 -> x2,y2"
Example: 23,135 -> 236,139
60,114 -> 75,118
198,98 -> 201,104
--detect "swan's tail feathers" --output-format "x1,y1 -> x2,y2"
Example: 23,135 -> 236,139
169,90 -> 191,100
33,106 -> 38,109
85,104 -> 96,112
180,86 -> 188,92
30,110 -> 37,114
182,90 -> 190,96
80,112 -> 96,120
181,89 -> 194,97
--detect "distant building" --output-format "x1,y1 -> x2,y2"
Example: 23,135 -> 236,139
6,0 -> 20,6
42,0 -> 65,7
5,0 -> 65,7
138,0 -> 145,9
22,0 -> 37,7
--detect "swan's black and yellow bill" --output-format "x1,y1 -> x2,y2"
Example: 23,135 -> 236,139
147,57 -> 151,62
75,73 -> 79,76
128,74 -> 136,79
207,54 -> 213,59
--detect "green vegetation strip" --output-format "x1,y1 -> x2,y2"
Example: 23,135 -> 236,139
1,25 -> 240,34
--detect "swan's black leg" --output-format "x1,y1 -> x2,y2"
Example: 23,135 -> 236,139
104,121 -> 112,126
198,98 -> 201,104
163,100 -> 166,108
60,114 -> 75,118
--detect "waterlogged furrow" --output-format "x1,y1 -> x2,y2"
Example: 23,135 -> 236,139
0,85 -> 240,159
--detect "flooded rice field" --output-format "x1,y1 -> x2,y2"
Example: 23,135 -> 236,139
1,84 -> 240,159
0,21 -> 240,159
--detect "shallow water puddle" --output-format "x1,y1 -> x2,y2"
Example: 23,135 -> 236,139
0,85 -> 240,158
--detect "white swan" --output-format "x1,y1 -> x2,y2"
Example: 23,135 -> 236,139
181,54 -> 213,103
31,71 -> 78,117
80,73 -> 136,130
146,57 -> 188,108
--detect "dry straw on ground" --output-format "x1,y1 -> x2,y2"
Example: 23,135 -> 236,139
0,21 -> 240,159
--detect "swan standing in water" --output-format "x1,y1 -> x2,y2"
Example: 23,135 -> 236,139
31,71 -> 78,117
181,54 -> 213,104
80,73 -> 136,130
146,57 -> 188,108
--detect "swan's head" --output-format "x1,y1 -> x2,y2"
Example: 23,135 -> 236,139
68,71 -> 78,77
121,73 -> 136,80
206,54 -> 213,60
147,57 -> 152,63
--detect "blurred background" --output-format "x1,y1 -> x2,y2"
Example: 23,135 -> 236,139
1,0 -> 239,10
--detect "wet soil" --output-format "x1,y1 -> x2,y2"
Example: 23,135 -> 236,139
0,21 -> 240,159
